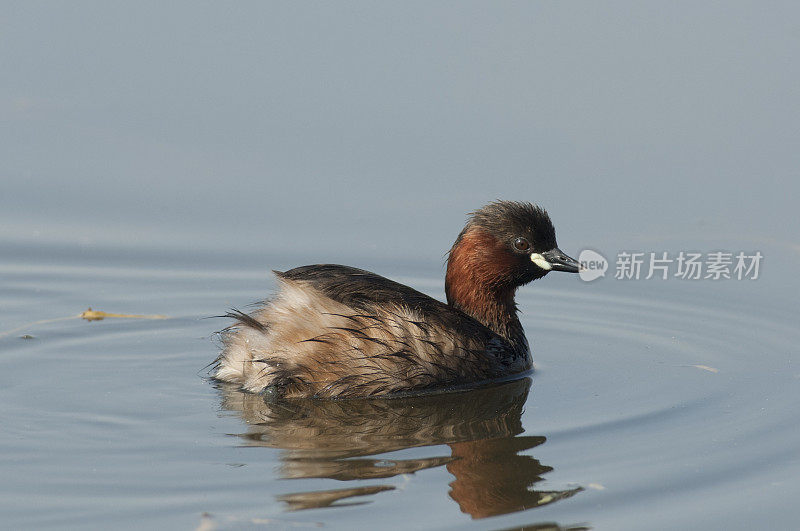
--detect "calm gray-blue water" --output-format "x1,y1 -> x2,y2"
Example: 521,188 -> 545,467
2,2 -> 799,530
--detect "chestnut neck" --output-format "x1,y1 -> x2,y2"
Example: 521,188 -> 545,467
445,228 -> 527,352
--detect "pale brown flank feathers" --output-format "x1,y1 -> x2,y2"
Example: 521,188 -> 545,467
214,269 -> 527,398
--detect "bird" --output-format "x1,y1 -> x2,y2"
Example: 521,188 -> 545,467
213,201 -> 580,398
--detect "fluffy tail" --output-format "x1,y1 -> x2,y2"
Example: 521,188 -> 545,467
213,309 -> 272,386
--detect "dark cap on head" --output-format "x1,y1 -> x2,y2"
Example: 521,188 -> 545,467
466,201 -> 558,254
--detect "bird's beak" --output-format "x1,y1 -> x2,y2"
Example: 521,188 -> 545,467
531,248 -> 581,273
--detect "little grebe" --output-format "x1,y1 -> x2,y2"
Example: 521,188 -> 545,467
214,201 -> 580,398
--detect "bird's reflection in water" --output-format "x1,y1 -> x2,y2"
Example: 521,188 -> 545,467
217,378 -> 582,519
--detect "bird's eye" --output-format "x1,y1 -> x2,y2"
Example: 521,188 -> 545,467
513,237 -> 530,252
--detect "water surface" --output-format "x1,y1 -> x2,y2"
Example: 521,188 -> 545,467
1,238 -> 798,530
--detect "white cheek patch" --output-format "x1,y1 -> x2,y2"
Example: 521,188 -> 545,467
530,253 -> 552,271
